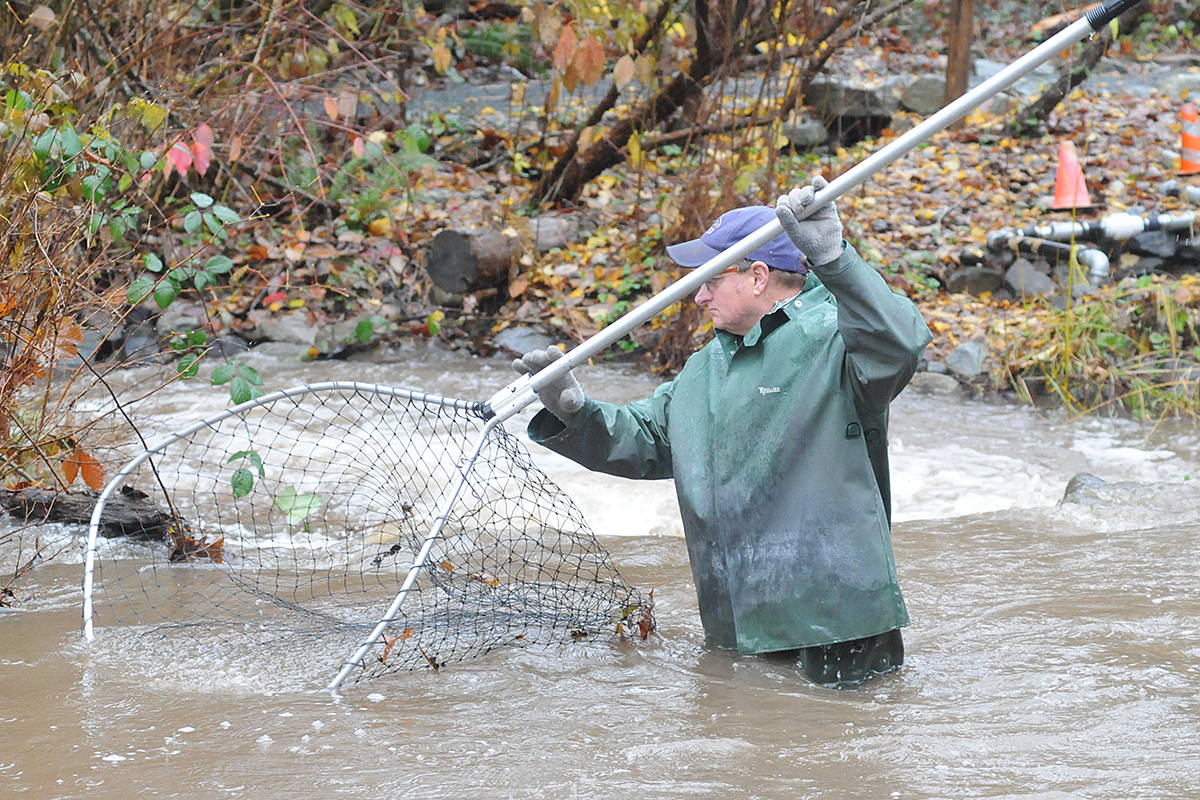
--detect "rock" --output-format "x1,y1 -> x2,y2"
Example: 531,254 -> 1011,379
59,312 -> 121,369
803,74 -> 901,118
493,326 -> 557,356
1129,229 -> 1179,259
907,371 -> 961,396
156,300 -> 207,336
1163,68 -> 1200,99
900,74 -> 947,115
252,312 -> 319,346
120,307 -> 165,365
210,333 -> 251,358
946,266 -> 1004,296
944,339 -> 989,379
780,114 -> 828,150
1058,472 -> 1145,506
1005,258 -> 1057,297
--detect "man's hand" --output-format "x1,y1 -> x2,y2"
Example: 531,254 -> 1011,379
775,175 -> 844,267
511,347 -> 585,422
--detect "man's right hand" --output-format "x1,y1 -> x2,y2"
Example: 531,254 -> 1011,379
511,347 -> 586,422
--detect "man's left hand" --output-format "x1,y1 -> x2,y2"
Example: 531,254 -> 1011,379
775,175 -> 844,266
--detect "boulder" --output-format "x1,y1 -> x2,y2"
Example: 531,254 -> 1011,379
803,74 -> 901,119
900,74 -> 947,115
1005,258 -> 1057,297
781,114 -> 829,150
946,266 -> 1004,296
944,339 -> 989,379
493,326 -> 557,357
907,371 -> 961,396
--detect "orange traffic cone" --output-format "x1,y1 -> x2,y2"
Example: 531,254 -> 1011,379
1181,102 -> 1200,176
1051,140 -> 1093,210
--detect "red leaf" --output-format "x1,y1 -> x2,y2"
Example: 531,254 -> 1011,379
78,449 -> 105,491
553,24 -> 577,74
192,139 -> 211,176
63,452 -> 80,487
193,122 -> 214,146
575,37 -> 606,86
165,141 -> 193,178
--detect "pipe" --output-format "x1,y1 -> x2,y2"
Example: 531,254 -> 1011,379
1018,211 -> 1196,244
987,229 -> 1110,284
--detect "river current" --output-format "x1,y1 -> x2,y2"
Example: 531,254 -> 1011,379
3,341 -> 1199,799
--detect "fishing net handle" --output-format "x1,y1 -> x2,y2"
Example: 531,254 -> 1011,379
484,0 -> 1147,422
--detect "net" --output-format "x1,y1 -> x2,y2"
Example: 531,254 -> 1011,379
83,382 -> 653,685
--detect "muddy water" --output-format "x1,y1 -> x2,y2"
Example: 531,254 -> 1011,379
3,342 -> 1200,799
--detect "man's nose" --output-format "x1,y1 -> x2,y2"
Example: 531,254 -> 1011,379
695,284 -> 711,304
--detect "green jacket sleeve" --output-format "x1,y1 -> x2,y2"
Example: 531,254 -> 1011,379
527,381 -> 675,480
810,243 -> 932,413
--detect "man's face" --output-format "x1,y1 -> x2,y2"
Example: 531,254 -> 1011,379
694,262 -> 766,336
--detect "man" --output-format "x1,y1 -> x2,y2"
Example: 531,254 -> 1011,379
514,176 -> 932,687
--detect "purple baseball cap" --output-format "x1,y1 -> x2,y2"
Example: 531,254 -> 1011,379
666,205 -> 808,273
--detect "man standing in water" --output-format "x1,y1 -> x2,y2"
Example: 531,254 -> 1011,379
514,176 -> 932,687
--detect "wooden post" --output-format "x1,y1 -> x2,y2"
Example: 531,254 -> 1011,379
945,0 -> 976,128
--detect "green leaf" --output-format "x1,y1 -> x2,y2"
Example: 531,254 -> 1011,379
212,204 -> 240,225
190,192 -> 214,209
353,318 -> 374,344
205,255 -> 234,274
239,364 -> 263,385
144,252 -> 164,273
228,449 -> 265,477
210,363 -> 235,385
183,209 -> 203,234
139,150 -> 158,170
274,486 -> 322,524
81,174 -> 105,201
185,328 -> 207,347
153,281 -> 176,309
231,467 -> 254,498
193,272 -> 212,290
230,375 -> 259,405
127,276 -> 155,304
178,353 -> 201,378
60,126 -> 82,158
203,212 -> 225,236
117,173 -> 133,192
33,129 -> 56,159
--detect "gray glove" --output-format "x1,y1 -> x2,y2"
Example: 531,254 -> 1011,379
511,347 -> 585,422
775,175 -> 844,266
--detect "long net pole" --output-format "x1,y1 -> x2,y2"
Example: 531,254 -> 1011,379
486,0 -> 1147,422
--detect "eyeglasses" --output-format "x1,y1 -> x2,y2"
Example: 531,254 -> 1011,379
701,261 -> 755,292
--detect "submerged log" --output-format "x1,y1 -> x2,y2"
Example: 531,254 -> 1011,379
0,485 -> 175,539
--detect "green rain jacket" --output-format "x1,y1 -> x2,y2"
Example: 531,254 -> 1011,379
528,243 -> 933,653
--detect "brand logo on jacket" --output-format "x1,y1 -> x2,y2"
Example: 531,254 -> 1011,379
758,386 -> 781,396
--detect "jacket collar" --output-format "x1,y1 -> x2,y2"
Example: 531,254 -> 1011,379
716,272 -> 830,350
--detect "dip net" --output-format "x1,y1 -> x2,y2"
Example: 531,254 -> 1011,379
83,382 -> 653,686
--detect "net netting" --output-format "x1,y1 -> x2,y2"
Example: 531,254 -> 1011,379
84,382 -> 652,684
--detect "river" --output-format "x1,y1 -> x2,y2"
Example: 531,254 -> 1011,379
3,341 -> 1200,799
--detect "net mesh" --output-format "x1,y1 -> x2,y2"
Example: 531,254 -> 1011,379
85,383 -> 652,683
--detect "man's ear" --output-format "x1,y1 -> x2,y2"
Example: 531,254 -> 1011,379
751,261 -> 771,294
